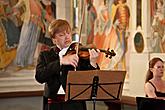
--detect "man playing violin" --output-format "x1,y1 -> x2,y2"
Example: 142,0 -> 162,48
35,19 -> 100,110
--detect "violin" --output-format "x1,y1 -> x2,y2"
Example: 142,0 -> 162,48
65,42 -> 116,59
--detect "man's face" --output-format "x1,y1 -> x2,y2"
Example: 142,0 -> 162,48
52,31 -> 72,49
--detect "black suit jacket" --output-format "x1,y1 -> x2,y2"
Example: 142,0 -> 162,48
35,47 -> 99,99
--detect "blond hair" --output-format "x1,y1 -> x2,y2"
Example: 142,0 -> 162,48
48,19 -> 71,38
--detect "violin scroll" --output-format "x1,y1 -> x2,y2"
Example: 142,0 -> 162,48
104,48 -> 116,59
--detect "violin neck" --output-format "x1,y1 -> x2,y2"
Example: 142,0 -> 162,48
99,49 -> 107,53
80,47 -> 105,53
80,47 -> 116,58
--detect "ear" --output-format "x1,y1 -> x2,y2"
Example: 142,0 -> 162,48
52,38 -> 56,44
150,68 -> 154,72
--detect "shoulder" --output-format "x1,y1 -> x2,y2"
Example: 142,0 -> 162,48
39,48 -> 57,58
39,49 -> 52,56
38,48 -> 59,64
145,81 -> 155,92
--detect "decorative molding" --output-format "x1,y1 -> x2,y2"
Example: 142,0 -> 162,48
0,69 -> 44,98
0,90 -> 43,98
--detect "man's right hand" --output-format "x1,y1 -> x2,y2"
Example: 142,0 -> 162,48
60,54 -> 79,68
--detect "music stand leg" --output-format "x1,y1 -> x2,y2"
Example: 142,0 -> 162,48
92,99 -> 96,110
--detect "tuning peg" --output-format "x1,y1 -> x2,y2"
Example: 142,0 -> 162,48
111,50 -> 116,56
106,54 -> 108,57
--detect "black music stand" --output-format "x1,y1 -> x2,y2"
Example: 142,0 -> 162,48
136,97 -> 165,110
65,70 -> 126,110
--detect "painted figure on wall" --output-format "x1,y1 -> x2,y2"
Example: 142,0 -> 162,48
94,0 -> 110,49
38,0 -> 55,51
86,0 -> 97,44
98,0 -> 130,70
0,0 -> 21,69
150,0 -> 165,53
13,0 -> 54,71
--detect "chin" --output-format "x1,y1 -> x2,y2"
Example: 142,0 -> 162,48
66,42 -> 71,46
66,43 -> 70,46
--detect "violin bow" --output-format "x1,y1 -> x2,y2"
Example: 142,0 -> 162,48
79,0 -> 86,40
72,0 -> 86,70
74,0 -> 86,55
